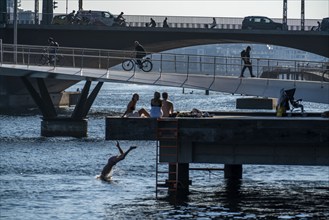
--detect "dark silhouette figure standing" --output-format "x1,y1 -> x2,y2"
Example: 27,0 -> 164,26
163,17 -> 169,28
317,21 -> 321,31
67,10 -> 75,23
210,17 -> 217,29
99,141 -> 137,181
115,12 -> 125,26
240,46 -> 255,77
134,41 -> 146,68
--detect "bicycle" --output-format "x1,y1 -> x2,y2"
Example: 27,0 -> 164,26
34,48 -> 63,66
122,57 -> 153,72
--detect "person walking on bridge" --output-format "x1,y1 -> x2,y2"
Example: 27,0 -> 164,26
163,17 -> 169,28
240,46 -> 255,78
210,17 -> 217,29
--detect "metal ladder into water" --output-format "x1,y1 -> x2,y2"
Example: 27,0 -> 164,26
155,119 -> 179,199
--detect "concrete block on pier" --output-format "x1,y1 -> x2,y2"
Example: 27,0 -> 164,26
41,118 -> 88,137
106,117 -> 157,140
236,98 -> 276,110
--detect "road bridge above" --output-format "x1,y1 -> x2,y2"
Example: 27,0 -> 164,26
1,23 -> 328,57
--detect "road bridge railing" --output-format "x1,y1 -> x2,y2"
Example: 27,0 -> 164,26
3,12 -> 319,31
1,43 -> 328,84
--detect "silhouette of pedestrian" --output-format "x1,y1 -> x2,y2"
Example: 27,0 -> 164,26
210,17 -> 217,29
163,17 -> 169,28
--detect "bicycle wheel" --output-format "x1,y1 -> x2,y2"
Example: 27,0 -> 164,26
34,54 -> 48,66
142,59 -> 153,72
53,55 -> 63,66
122,59 -> 134,71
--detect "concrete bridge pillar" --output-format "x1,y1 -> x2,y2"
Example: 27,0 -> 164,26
20,77 -> 103,138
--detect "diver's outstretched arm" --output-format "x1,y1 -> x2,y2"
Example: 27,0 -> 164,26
115,141 -> 124,155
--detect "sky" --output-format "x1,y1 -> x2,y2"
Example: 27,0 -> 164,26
20,0 -> 329,20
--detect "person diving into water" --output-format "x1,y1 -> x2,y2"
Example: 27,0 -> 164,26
99,141 -> 137,181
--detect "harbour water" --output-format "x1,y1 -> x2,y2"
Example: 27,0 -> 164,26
1,82 -> 329,219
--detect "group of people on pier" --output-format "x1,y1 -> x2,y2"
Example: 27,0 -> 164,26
99,91 -> 174,181
122,92 -> 174,118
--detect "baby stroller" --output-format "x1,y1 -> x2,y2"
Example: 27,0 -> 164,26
285,88 -> 304,114
277,88 -> 305,116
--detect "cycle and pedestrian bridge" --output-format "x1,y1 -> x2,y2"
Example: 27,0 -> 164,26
1,43 -> 328,103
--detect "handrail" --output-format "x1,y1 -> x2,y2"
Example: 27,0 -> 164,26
1,43 -> 328,83
0,39 -> 2,66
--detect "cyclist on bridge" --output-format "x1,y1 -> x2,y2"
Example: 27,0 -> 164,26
48,37 -> 59,63
134,41 -> 146,68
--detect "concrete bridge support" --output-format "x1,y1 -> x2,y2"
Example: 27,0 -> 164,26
41,117 -> 88,137
21,77 -> 103,137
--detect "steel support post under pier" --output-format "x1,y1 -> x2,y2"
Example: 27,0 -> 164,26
224,164 -> 243,179
168,163 -> 190,203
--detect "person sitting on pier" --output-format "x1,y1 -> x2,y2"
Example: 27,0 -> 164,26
150,91 -> 163,118
99,141 -> 137,181
161,92 -> 174,117
122,93 -> 150,118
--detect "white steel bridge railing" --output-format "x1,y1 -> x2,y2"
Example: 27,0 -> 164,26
1,42 -> 328,83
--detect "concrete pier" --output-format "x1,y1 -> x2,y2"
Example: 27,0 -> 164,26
105,112 -> 329,199
41,118 -> 88,137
